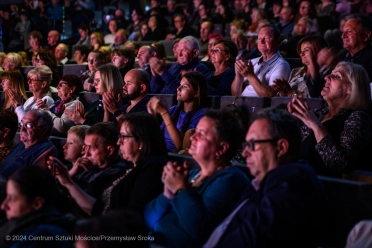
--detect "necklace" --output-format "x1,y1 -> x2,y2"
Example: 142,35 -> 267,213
190,172 -> 201,184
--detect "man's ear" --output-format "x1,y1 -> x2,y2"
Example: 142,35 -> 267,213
364,31 -> 371,43
2,128 -> 10,139
192,49 -> 199,58
140,83 -> 147,94
276,138 -> 289,158
107,145 -> 116,156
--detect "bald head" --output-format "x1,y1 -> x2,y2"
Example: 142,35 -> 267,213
47,30 -> 60,47
123,69 -> 150,100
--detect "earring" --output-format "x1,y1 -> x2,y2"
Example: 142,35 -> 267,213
139,147 -> 142,150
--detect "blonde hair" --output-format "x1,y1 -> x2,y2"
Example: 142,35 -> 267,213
95,64 -> 123,95
68,125 -> 90,145
1,70 -> 28,110
27,65 -> 52,95
5,53 -> 23,69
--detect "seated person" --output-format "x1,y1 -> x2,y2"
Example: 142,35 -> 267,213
145,109 -> 250,248
205,107 -> 328,247
231,24 -> 290,98
0,110 -> 18,165
12,66 -> 55,123
50,122 -> 127,203
40,75 -> 84,136
54,43 -> 70,65
2,53 -> 22,71
148,36 -> 209,94
165,13 -> 195,40
111,47 -> 135,79
273,34 -> 331,98
205,40 -> 238,96
49,113 -> 166,216
102,69 -> 151,122
81,51 -> 106,92
0,166 -> 72,248
231,29 -> 260,61
73,45 -> 90,64
288,62 -> 372,177
0,70 -> 28,111
63,125 -> 90,173
0,110 -> 58,178
66,64 -> 123,126
147,71 -> 207,152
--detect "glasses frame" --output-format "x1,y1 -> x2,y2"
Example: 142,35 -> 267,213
118,134 -> 136,143
243,138 -> 279,151
19,122 -> 46,130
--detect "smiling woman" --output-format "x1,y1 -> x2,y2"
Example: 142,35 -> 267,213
42,75 -> 84,136
288,61 -> 372,177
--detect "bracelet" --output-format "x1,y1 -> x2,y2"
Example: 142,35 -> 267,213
114,109 -> 123,117
166,123 -> 174,127
161,111 -> 169,117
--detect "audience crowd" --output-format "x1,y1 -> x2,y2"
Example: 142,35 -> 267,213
0,0 -> 372,247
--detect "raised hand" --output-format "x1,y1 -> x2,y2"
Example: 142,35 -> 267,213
36,98 -> 48,109
149,57 -> 166,76
7,88 -> 23,107
102,92 -> 121,114
147,96 -> 166,116
47,156 -> 73,187
161,161 -> 189,194
65,102 -> 85,124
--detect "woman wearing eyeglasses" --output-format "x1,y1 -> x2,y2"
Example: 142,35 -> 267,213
273,35 -> 331,98
144,109 -> 250,248
48,112 -> 166,216
294,0 -> 318,32
66,64 -> 123,126
288,62 -> 372,177
38,75 -> 84,136
11,65 -> 54,123
0,70 -> 28,111
35,49 -> 60,88
205,40 -> 238,96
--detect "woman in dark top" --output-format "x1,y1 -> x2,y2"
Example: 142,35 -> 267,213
50,112 -> 167,216
205,40 -> 238,96
0,166 -> 72,248
111,47 -> 135,79
66,64 -> 123,126
166,13 -> 195,40
288,62 -> 372,177
147,15 -> 167,41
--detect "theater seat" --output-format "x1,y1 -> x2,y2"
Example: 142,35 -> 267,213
220,96 -> 271,123
271,97 -> 325,111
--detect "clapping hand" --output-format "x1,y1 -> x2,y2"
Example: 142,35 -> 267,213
161,161 -> 189,199
287,96 -> 320,130
102,92 -> 121,114
273,78 -> 293,96
36,98 -> 48,109
147,96 -> 166,117
7,88 -> 23,108
149,57 -> 166,76
65,102 -> 85,124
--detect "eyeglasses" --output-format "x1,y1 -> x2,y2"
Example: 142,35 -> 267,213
243,138 -> 279,151
210,48 -> 226,54
57,82 -> 69,88
19,122 -> 45,130
300,5 -> 309,9
118,134 -> 135,143
174,19 -> 183,23
27,77 -> 43,84
34,58 -> 43,63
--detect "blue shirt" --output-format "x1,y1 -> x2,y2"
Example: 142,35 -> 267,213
161,106 -> 205,151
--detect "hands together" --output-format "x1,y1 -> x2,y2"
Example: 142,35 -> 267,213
162,161 -> 189,199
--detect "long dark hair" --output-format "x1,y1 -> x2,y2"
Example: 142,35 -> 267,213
171,71 -> 208,134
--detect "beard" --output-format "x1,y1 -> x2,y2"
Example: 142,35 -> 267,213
123,89 -> 141,100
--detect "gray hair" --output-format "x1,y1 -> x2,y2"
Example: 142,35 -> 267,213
6,53 -> 23,69
28,65 -> 52,94
29,109 -> 54,136
180,36 -> 200,53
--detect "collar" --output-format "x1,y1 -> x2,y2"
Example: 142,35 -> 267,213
251,178 -> 261,191
345,44 -> 371,60
258,51 -> 281,65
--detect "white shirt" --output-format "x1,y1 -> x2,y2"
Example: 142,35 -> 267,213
241,51 -> 291,97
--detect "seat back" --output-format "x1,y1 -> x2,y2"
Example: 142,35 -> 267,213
271,97 -> 325,111
63,64 -> 88,77
220,96 -> 272,123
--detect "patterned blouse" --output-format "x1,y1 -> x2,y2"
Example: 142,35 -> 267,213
0,141 -> 16,165
300,107 -> 372,176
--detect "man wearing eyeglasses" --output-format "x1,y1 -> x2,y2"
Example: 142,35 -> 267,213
148,36 -> 209,94
204,107 -> 327,248
231,24 -> 290,98
0,110 -> 58,179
